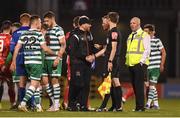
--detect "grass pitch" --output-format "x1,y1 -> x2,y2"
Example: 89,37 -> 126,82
0,98 -> 180,117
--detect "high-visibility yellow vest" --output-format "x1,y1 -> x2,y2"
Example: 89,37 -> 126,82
125,29 -> 149,66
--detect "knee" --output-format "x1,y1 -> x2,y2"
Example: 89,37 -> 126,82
112,78 -> 121,87
19,77 -> 27,87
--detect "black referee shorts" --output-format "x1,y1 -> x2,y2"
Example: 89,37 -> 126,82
104,56 -> 121,79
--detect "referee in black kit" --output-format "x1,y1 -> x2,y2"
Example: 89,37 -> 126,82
99,12 -> 123,112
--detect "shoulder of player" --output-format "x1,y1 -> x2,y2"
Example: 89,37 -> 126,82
151,37 -> 162,44
21,30 -> 41,37
53,25 -> 64,31
109,29 -> 119,39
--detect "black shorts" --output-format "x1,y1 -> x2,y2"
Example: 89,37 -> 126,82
112,57 -> 121,78
104,56 -> 121,78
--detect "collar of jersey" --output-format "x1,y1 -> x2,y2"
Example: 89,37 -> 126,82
29,28 -> 39,31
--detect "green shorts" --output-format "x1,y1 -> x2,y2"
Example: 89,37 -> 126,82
42,60 -> 62,78
25,64 -> 43,81
12,71 -> 20,83
148,68 -> 160,84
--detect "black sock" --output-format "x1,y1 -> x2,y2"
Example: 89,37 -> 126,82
111,86 -> 116,108
100,94 -> 110,108
115,86 -> 122,109
146,87 -> 149,101
0,84 -> 4,103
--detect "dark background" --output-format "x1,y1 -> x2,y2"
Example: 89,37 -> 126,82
1,0 -> 180,82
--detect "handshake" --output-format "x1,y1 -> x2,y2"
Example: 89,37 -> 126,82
85,54 -> 95,63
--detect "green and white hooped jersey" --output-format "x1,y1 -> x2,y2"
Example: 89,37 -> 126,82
18,29 -> 45,64
45,25 -> 64,60
148,37 -> 164,69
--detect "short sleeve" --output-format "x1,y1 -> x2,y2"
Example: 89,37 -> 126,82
38,33 -> 46,45
111,32 -> 118,42
157,39 -> 164,50
56,27 -> 65,38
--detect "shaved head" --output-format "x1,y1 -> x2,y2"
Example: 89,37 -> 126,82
130,17 -> 141,32
131,17 -> 141,25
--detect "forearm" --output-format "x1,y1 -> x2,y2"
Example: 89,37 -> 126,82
161,48 -> 166,66
109,47 -> 116,61
58,37 -> 66,57
12,48 -> 19,63
58,43 -> 66,58
44,48 -> 56,55
140,35 -> 151,63
140,49 -> 150,63
94,46 -> 106,58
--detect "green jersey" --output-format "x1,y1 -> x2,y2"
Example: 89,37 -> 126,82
18,29 -> 45,64
148,37 -> 164,69
45,25 -> 64,60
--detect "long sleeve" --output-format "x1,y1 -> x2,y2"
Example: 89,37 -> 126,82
10,33 -> 18,53
69,35 -> 86,61
140,34 -> 151,64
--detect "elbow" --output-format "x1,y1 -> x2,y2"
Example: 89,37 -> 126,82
162,48 -> 167,57
164,51 -> 167,58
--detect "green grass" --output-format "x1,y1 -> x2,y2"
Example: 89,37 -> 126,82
0,98 -> 180,117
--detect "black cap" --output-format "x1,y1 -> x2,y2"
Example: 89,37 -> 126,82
79,16 -> 92,25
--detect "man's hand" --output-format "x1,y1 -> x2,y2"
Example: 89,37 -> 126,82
10,62 -> 16,72
53,57 -> 61,68
108,62 -> 113,72
160,64 -> 164,72
86,55 -> 95,63
1,65 -> 6,72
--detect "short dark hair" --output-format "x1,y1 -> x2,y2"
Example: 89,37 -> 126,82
102,15 -> 108,20
1,20 -> 12,31
30,15 -> 40,25
73,16 -> 80,27
144,24 -> 155,32
12,22 -> 21,29
107,12 -> 119,23
78,16 -> 91,25
41,23 -> 49,30
43,11 -> 55,19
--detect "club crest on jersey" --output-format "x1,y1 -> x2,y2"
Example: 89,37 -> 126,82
111,32 -> 118,40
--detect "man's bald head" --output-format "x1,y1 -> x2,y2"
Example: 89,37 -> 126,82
130,17 -> 141,32
131,17 -> 141,25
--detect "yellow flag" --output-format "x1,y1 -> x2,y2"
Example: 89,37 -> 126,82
98,73 -> 112,99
